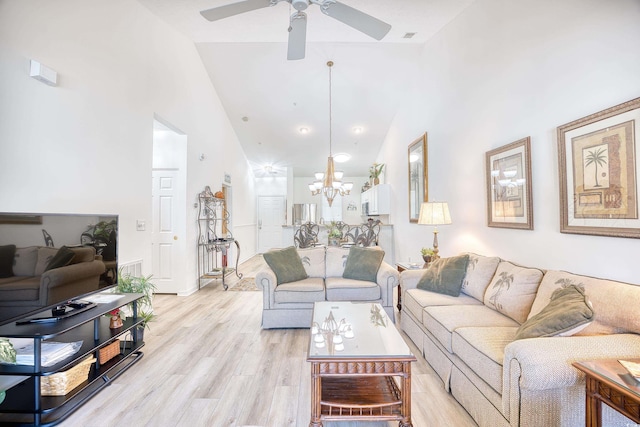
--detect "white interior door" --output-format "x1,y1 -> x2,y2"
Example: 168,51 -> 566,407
152,169 -> 185,293
257,196 -> 285,253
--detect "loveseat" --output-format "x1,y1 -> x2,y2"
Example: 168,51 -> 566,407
0,245 -> 106,324
256,245 -> 399,329
400,252 -> 640,427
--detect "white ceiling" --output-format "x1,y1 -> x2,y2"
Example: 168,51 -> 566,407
136,0 -> 474,177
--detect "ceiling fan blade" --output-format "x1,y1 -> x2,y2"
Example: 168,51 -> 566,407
287,12 -> 307,60
200,0 -> 274,22
320,1 -> 391,40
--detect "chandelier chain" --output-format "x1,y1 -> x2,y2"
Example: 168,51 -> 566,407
328,60 -> 333,156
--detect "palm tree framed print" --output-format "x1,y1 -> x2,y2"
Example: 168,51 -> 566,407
557,96 -> 640,238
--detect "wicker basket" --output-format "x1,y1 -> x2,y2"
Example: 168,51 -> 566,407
98,340 -> 121,364
41,356 -> 95,396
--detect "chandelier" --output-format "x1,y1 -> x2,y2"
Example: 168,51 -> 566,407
308,61 -> 353,207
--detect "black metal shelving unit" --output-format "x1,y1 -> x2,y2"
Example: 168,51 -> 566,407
0,293 -> 145,426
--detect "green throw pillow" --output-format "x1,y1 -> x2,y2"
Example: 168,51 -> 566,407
263,246 -> 309,285
514,285 -> 594,340
342,246 -> 385,282
0,244 -> 16,278
416,254 -> 470,296
44,246 -> 76,272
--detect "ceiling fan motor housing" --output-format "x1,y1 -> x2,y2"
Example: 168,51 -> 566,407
291,0 -> 309,11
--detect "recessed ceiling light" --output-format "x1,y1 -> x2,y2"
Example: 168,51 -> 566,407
353,127 -> 363,134
334,153 -> 351,163
299,127 -> 309,134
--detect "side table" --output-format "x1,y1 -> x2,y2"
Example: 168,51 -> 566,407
573,359 -> 640,426
395,262 -> 425,311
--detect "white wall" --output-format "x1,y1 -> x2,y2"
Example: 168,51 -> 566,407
382,0 -> 640,284
0,0 -> 256,289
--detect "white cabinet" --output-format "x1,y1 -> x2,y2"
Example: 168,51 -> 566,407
362,184 -> 391,215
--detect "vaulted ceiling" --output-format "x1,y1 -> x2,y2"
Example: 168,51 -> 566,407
137,0 -> 474,177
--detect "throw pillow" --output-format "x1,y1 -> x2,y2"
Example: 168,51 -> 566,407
460,253 -> 500,301
514,285 -> 594,340
0,244 -> 16,278
342,246 -> 385,282
297,246 -> 326,278
263,246 -> 309,285
416,254 -> 470,296
13,246 -> 38,276
34,247 -> 59,276
44,246 -> 76,272
483,261 -> 544,324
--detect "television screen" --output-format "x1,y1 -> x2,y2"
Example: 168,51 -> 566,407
0,213 -> 118,325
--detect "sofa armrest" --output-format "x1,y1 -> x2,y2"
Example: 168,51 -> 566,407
376,261 -> 399,307
256,267 -> 277,309
399,269 -> 423,291
40,260 -> 106,304
502,334 -> 640,420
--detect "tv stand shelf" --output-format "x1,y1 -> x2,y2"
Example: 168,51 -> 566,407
0,293 -> 145,426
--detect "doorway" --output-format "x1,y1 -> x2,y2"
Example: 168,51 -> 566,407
151,118 -> 187,294
257,195 -> 286,253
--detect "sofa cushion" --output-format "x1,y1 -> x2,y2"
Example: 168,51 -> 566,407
403,288 -> 482,326
13,246 -> 38,276
452,326 -> 518,394
342,246 -> 385,282
325,246 -> 350,277
263,246 -> 309,285
416,254 -> 469,296
297,246 -> 326,278
0,245 -> 16,278
515,285 -> 594,340
529,270 -> 640,335
461,253 -> 501,301
34,247 -> 59,276
423,305 -> 519,353
483,261 -> 544,324
0,276 -> 41,301
44,246 -> 75,272
325,277 -> 380,301
273,277 -> 325,304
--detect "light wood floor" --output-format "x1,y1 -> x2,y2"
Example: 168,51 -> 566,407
61,256 -> 476,427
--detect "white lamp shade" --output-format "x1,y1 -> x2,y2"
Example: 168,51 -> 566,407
418,202 -> 452,225
334,171 -> 344,180
332,181 -> 342,189
308,183 -> 315,191
343,182 -> 353,191
315,172 -> 324,180
314,180 -> 323,189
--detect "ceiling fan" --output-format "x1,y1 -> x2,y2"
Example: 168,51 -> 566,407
200,0 -> 392,60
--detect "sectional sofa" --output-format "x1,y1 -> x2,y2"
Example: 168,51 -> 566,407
0,245 -> 105,324
400,253 -> 640,427
256,245 -> 399,328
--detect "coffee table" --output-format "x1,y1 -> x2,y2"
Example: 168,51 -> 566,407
307,301 -> 416,427
573,359 -> 640,426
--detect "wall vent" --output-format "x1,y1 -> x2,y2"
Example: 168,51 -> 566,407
402,32 -> 416,39
120,259 -> 143,278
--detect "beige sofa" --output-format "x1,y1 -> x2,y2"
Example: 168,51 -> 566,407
0,246 -> 106,324
256,246 -> 399,329
400,253 -> 640,427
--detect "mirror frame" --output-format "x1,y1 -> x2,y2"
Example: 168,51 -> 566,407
408,133 -> 428,223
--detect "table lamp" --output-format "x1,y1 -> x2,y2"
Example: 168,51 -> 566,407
418,202 -> 452,259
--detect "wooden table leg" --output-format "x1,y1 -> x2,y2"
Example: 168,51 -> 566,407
309,363 -> 322,427
584,376 -> 602,427
399,361 -> 413,427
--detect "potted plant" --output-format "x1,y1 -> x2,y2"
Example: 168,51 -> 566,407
327,221 -> 342,246
369,163 -> 385,185
421,247 -> 435,266
115,271 -> 157,339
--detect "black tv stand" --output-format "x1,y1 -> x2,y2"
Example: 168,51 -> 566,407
15,301 -> 98,325
0,293 -> 145,426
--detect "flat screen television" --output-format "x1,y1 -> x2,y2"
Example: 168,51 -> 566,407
0,213 -> 118,325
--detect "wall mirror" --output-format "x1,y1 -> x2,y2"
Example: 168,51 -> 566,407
408,133 -> 428,223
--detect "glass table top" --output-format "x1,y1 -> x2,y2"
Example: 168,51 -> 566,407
307,301 -> 413,359
576,359 -> 640,399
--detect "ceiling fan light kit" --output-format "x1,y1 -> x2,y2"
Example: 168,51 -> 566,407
200,0 -> 392,60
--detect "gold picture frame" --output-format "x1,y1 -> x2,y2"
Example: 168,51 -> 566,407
408,133 -> 428,223
557,97 -> 640,238
485,137 -> 533,229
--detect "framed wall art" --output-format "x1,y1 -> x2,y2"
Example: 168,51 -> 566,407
557,97 -> 640,238
485,137 -> 533,229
